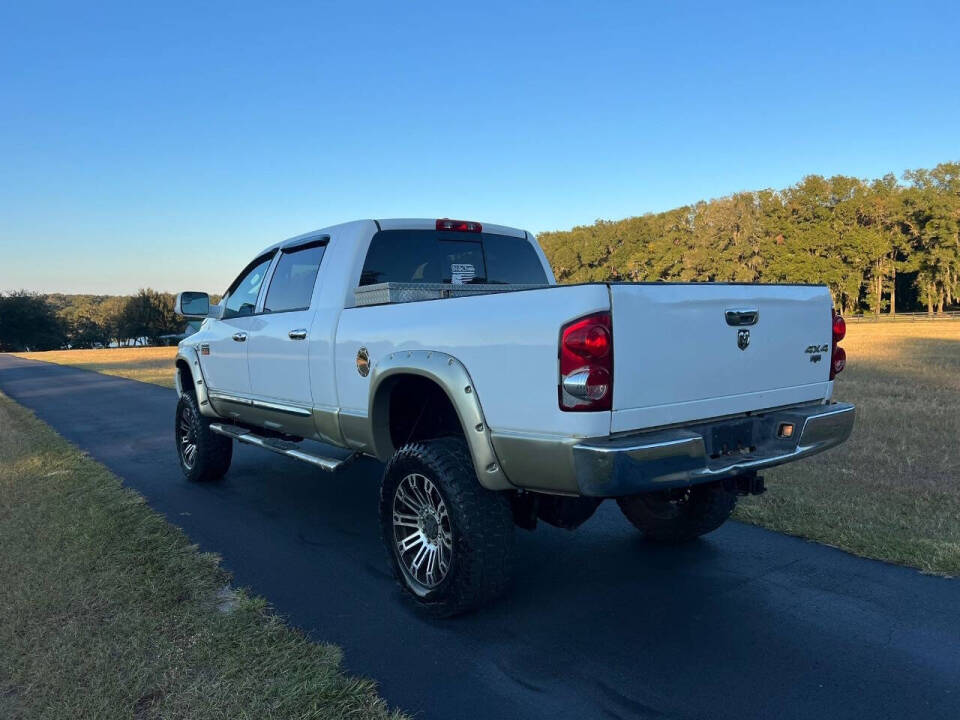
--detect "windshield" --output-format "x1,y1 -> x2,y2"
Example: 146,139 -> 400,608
359,230 -> 548,286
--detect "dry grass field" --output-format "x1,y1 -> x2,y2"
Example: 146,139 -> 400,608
0,391 -> 402,719
11,319 -> 960,574
736,320 -> 960,574
14,346 -> 178,388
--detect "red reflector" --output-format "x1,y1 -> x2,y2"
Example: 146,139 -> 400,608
832,313 -> 846,342
563,323 -> 611,359
436,218 -> 482,233
830,346 -> 846,378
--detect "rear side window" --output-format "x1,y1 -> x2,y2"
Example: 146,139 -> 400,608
223,253 -> 275,319
359,230 -> 548,286
263,242 -> 326,313
481,234 -> 551,285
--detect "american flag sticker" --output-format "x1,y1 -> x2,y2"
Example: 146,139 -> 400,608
451,263 -> 475,284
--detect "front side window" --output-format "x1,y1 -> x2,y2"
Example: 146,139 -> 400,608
359,230 -> 548,286
263,242 -> 326,313
222,253 -> 275,319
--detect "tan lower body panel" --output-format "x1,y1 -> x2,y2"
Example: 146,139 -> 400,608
489,431 -> 581,494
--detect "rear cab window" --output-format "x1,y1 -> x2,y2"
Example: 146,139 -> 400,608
263,241 -> 326,313
359,230 -> 548,286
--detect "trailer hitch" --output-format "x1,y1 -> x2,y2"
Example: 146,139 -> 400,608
725,473 -> 766,496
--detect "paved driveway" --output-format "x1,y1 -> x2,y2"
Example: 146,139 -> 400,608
1,354 -> 958,719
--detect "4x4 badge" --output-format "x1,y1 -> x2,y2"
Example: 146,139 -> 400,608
805,343 -> 828,363
737,329 -> 750,350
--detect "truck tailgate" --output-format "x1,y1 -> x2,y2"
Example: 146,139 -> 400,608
610,283 -> 833,433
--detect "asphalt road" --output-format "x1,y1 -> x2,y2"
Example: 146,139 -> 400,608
1,354 -> 958,720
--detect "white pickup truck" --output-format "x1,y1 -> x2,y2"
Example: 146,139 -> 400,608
174,218 -> 854,615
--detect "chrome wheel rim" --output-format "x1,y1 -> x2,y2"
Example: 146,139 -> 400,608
178,406 -> 198,470
392,473 -> 453,590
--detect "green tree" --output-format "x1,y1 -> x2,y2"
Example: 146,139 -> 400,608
537,161 -> 960,315
0,292 -> 67,351
117,289 -> 181,345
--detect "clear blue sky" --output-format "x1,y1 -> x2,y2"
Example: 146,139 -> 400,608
1,0 -> 958,295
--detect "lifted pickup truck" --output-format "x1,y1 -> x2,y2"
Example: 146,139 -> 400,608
174,218 -> 854,615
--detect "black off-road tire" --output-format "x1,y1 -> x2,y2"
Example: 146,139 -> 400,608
379,437 -> 514,617
616,482 -> 737,543
175,392 -> 233,483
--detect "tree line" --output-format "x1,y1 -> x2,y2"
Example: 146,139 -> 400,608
3,162 -> 957,350
0,289 -> 202,352
538,162 -> 960,315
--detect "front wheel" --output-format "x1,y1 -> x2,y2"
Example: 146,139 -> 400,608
175,392 -> 233,482
379,437 -> 514,617
616,482 -> 737,543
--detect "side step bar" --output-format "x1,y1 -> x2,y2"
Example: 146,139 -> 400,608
209,423 -> 355,472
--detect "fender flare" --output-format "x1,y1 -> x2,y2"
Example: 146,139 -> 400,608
175,347 -> 220,418
367,350 -> 513,491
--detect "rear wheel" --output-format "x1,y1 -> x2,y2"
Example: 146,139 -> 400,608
175,392 -> 233,482
379,437 -> 514,616
616,482 -> 736,543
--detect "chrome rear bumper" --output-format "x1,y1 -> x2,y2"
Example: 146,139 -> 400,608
572,402 -> 855,497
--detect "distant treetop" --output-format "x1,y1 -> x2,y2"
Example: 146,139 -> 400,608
538,162 -> 960,315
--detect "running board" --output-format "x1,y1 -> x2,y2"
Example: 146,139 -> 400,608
209,423 -> 355,472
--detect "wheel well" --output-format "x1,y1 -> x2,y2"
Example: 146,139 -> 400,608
176,359 -> 195,397
367,352 -> 512,491
378,375 -> 465,454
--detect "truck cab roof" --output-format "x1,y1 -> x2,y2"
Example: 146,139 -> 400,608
258,218 -> 530,257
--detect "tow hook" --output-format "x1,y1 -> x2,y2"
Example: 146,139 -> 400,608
726,474 -> 766,496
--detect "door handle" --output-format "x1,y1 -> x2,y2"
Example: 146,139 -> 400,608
232,332 -> 247,342
725,309 -> 759,326
288,329 -> 308,340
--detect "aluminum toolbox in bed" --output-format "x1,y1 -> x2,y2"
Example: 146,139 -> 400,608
353,282 -> 550,307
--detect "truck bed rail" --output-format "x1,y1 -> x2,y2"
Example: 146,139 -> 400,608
354,282 -> 551,307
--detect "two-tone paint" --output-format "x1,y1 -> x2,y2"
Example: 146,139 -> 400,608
176,218 -> 853,496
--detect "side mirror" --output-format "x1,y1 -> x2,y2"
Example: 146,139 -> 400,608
175,291 -> 210,318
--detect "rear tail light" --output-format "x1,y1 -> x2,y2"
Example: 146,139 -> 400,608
563,321 -> 611,359
436,218 -> 482,233
830,309 -> 846,380
562,367 -> 611,401
560,312 -> 613,411
832,313 -> 846,343
831,346 -> 846,376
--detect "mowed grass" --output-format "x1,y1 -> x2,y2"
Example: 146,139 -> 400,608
736,320 -> 960,575
14,346 -> 178,388
0,391 -> 403,720
10,321 -> 960,575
